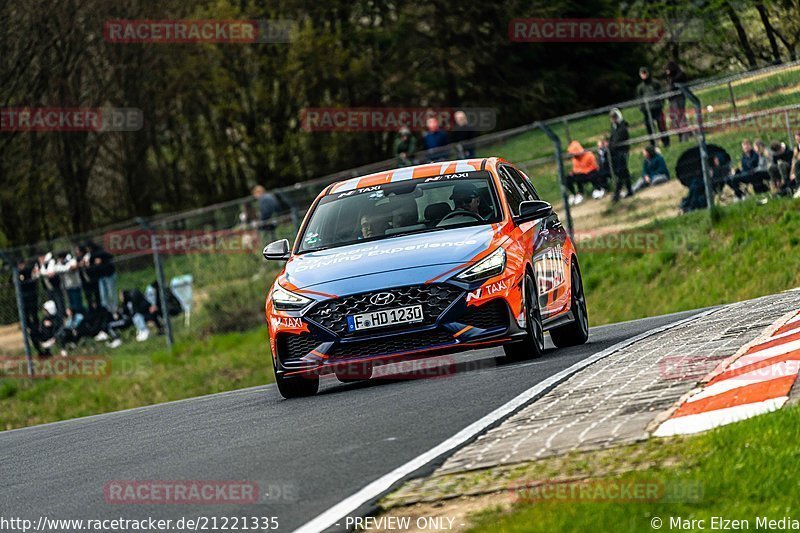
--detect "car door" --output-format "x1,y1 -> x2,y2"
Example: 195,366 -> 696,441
501,165 -> 568,318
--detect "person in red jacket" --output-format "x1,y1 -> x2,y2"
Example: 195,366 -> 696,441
565,140 -> 601,205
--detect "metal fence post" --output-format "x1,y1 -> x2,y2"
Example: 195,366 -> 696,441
644,97 -> 656,146
727,80 -> 738,118
1,252 -> 34,376
679,85 -> 714,212
785,110 -> 794,149
136,218 -> 174,351
535,122 -> 574,238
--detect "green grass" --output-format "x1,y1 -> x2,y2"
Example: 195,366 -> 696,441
0,327 -> 274,431
581,197 -> 800,326
465,403 -> 800,532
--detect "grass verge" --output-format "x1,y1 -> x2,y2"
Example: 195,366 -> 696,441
455,403 -> 800,532
0,328 -> 273,430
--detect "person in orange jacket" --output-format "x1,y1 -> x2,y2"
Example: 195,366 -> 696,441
566,140 -> 601,205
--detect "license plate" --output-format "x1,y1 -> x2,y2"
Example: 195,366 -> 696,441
346,305 -> 424,332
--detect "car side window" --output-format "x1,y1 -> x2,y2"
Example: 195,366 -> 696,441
505,166 -> 540,201
498,167 -> 525,216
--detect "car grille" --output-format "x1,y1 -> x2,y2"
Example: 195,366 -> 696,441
329,329 -> 455,359
305,284 -> 462,336
276,333 -> 319,362
461,299 -> 508,329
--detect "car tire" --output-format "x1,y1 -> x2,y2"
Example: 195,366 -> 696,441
335,362 -> 374,383
549,260 -> 589,348
275,370 -> 319,399
503,272 -> 545,361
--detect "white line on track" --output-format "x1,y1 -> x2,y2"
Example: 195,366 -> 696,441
293,308 -> 718,533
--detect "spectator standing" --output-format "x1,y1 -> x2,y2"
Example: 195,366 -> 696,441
636,67 -> 669,148
565,140 -> 601,205
57,250 -> 85,314
608,108 -> 633,202
37,252 -> 65,319
422,116 -> 449,162
632,145 -> 670,193
393,127 -> 417,167
665,61 -> 689,141
252,185 -> 278,243
78,243 -> 100,309
450,111 -> 476,158
90,244 -> 117,313
16,259 -> 39,334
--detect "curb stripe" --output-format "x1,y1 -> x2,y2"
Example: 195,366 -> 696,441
688,361 -> 800,403
707,349 -> 800,386
744,331 -> 800,354
655,306 -> 800,437
673,375 -> 796,418
654,397 -> 788,437
729,339 -> 800,371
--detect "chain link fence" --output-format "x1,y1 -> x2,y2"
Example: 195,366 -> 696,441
1,60 -> 798,373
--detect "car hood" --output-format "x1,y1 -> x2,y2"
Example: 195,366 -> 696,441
283,225 -> 499,295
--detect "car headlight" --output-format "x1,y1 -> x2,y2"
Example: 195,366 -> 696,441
455,247 -> 506,282
271,284 -> 312,311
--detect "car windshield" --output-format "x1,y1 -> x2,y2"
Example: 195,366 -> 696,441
298,170 -> 502,253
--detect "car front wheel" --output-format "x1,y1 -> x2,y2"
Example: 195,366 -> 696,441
549,260 -> 589,348
503,273 -> 545,361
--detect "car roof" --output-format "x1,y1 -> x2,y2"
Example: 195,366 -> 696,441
324,157 -> 509,195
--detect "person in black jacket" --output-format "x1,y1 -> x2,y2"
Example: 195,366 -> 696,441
636,67 -> 669,147
769,142 -> 793,196
726,139 -> 769,199
665,61 -> 690,142
16,259 -> 40,334
78,243 -> 101,309
122,289 -> 162,342
89,244 -> 117,313
608,108 -> 633,202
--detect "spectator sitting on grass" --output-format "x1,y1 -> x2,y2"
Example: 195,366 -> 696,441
768,141 -> 793,196
33,300 -> 62,357
565,140 -> 601,205
726,139 -> 770,200
632,145 -> 670,193
593,138 -> 611,198
121,289 -> 163,342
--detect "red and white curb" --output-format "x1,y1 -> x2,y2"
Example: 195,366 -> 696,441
654,309 -> 800,437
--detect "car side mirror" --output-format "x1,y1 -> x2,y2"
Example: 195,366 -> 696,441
516,200 -> 553,223
263,239 -> 291,261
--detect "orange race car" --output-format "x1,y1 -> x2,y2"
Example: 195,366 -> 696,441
263,158 -> 588,398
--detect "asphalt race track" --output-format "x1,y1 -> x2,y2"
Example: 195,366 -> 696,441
1,309 -> 704,532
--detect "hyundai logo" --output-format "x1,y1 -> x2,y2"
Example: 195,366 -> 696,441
369,292 -> 396,306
